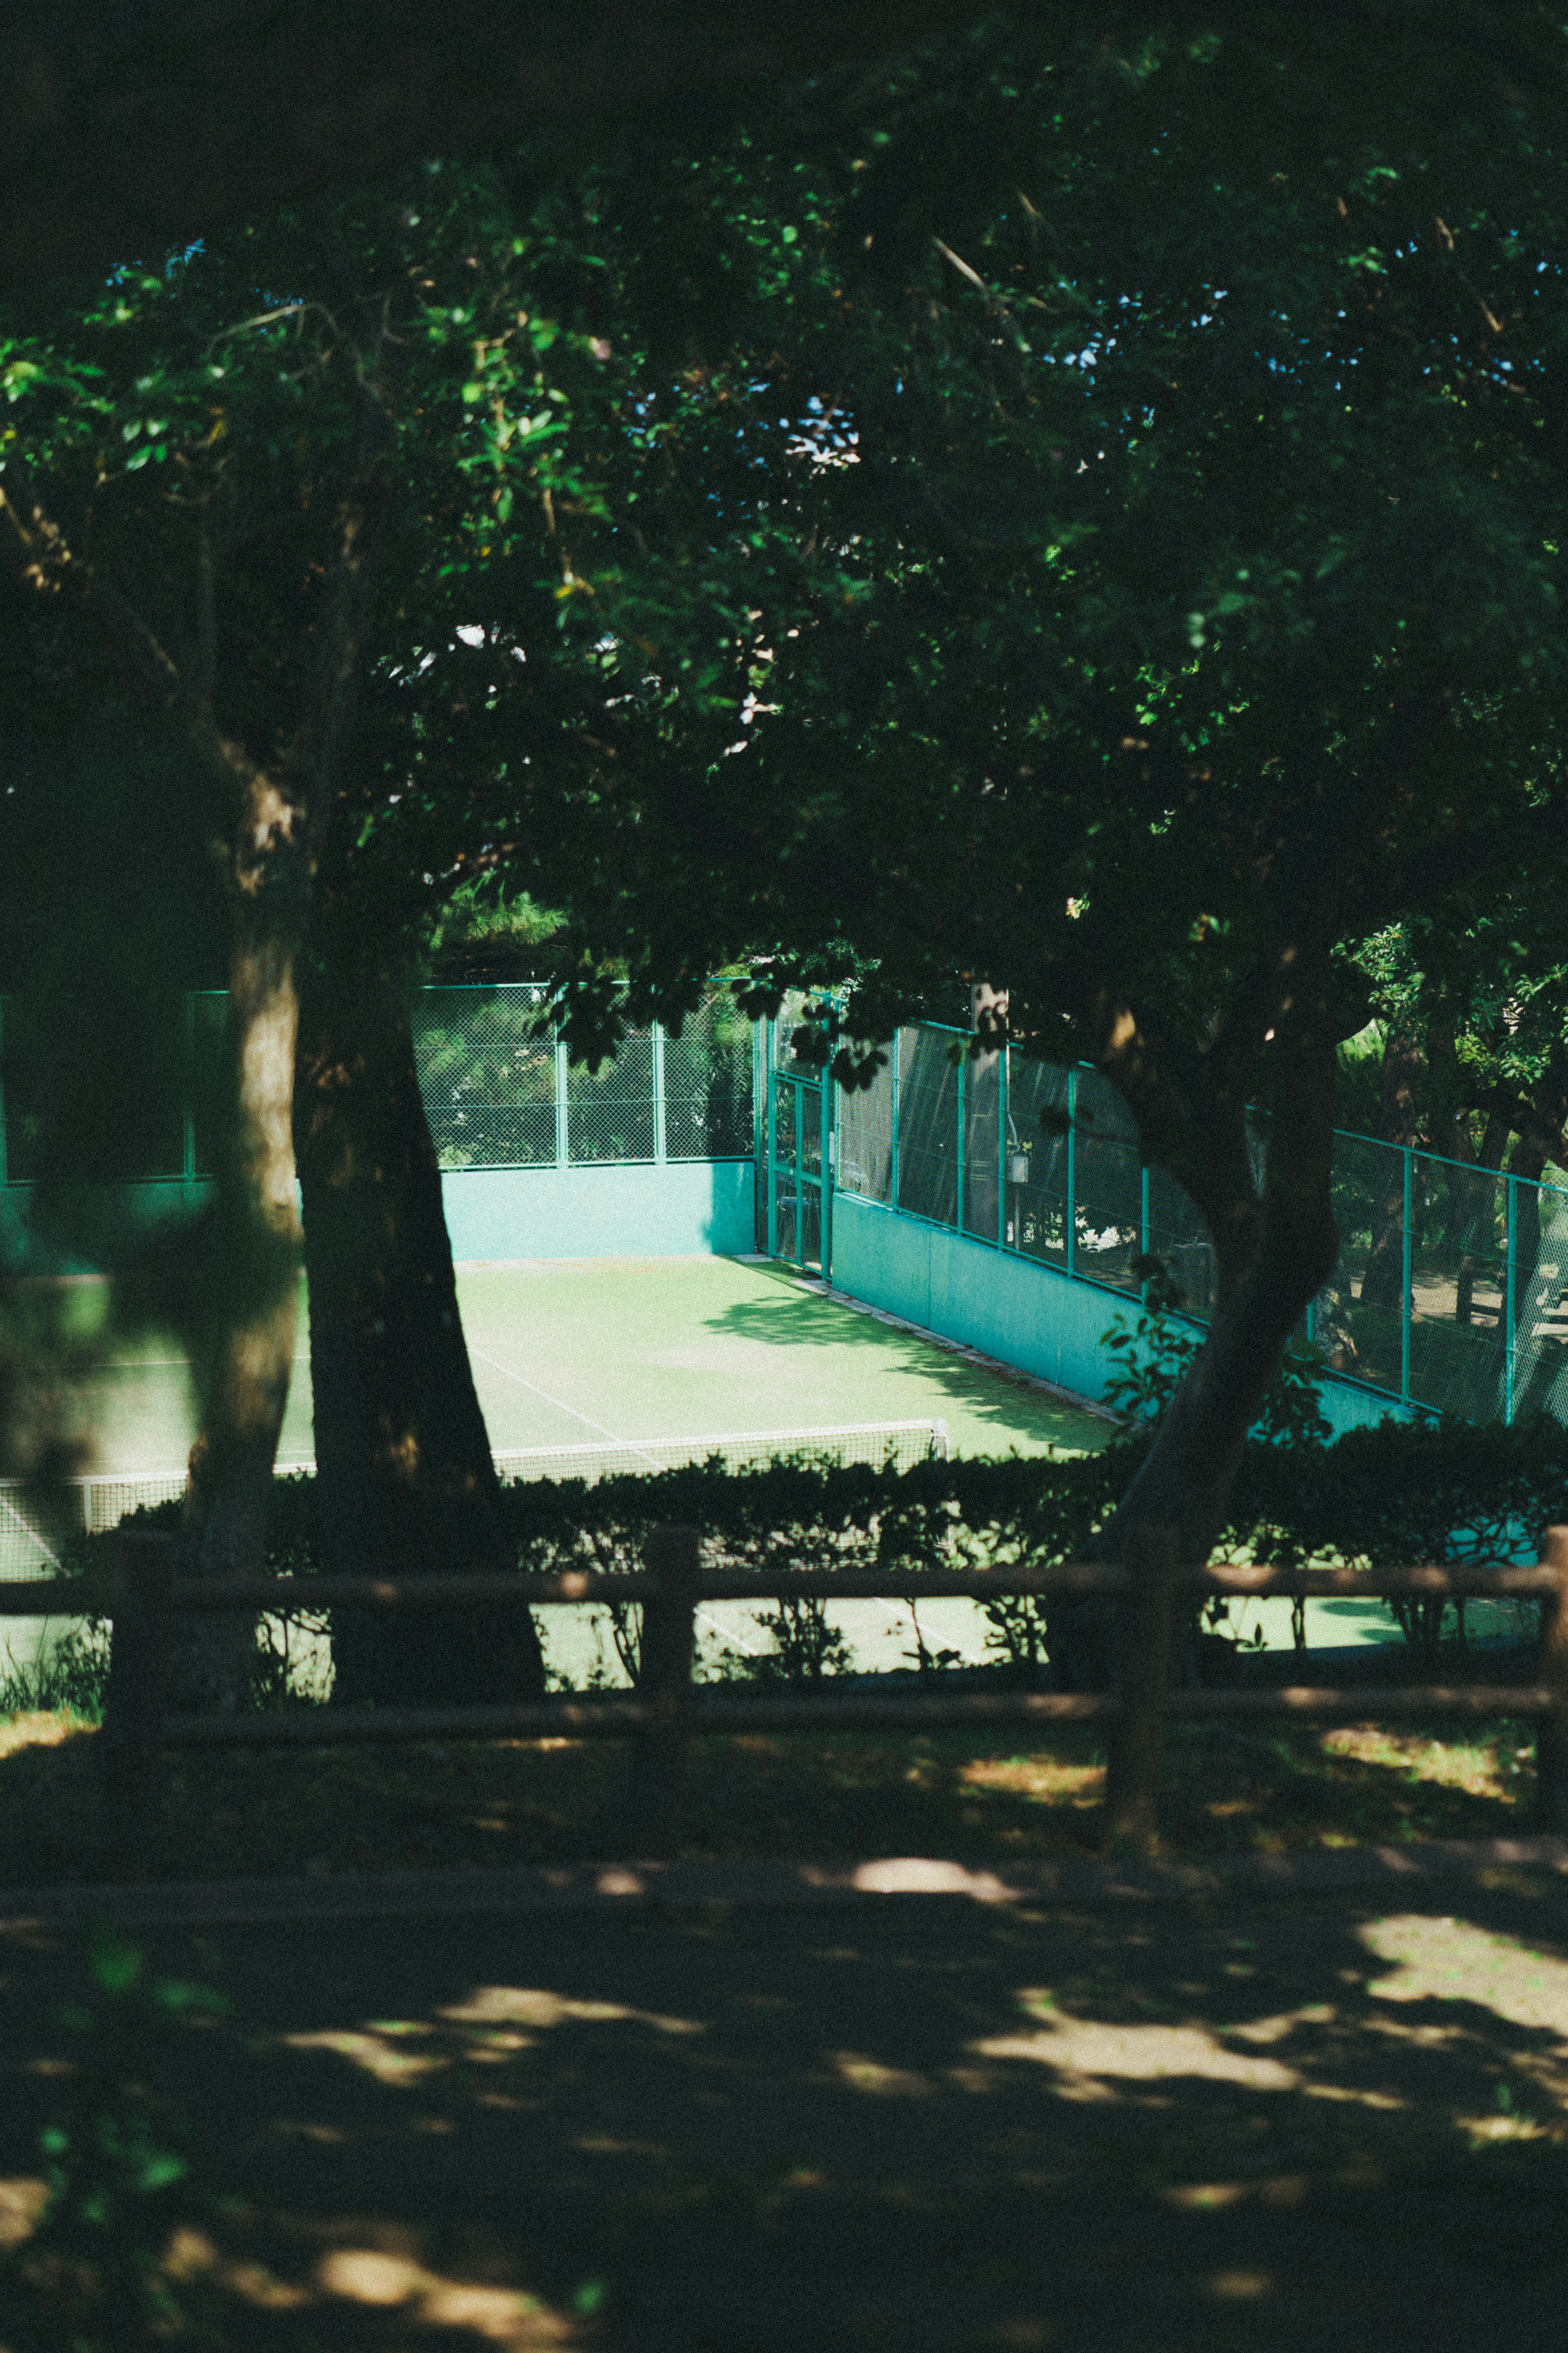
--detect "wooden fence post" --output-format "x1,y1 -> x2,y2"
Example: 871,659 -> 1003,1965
101,1529 -> 175,1881
632,1523 -> 701,1858
1101,1523 -> 1179,1853
1536,1525 -> 1568,1834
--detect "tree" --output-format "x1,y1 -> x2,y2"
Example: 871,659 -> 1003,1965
486,17 -> 1568,1677
0,0 -> 1036,283
0,170 -> 633,1697
3,6 -> 1563,285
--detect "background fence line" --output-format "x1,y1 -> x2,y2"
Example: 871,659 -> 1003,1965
7,977 -> 1568,1436
0,979 -> 756,1187
804,1005 -> 1568,1432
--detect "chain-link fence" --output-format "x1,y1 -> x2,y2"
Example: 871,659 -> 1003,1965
414,984 -> 558,1169
414,983 -> 753,1170
0,981 -> 755,1187
0,992 -> 216,1187
819,1014 -> 1568,1429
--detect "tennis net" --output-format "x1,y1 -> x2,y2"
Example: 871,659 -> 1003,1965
0,1421 -> 947,1580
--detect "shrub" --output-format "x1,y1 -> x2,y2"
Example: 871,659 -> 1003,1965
38,1413 -> 1562,1698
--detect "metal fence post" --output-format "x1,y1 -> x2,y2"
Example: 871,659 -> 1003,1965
1535,1526 -> 1568,1833
1140,1163 -> 1150,1295
181,990 -> 196,1189
1066,1069 -> 1078,1278
998,1044 -> 1009,1247
652,1021 -> 667,1164
765,1034 -> 778,1257
822,1073 -> 835,1286
890,1029 -> 902,1211
101,1529 -> 176,1880
1400,1144 -> 1413,1405
955,1048 -> 965,1234
1101,1524 -> 1178,1852
632,1523 -> 700,1858
752,1017 -> 766,1251
554,1030 -> 569,1169
1506,1175 -> 1519,1426
1,994 -> 9,1189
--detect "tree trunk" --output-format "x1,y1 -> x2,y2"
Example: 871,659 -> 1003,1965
1454,1113 -> 1510,1328
294,946 -> 546,1706
174,907 -> 303,1709
1360,1029 -> 1423,1308
1051,1030 -> 1341,1691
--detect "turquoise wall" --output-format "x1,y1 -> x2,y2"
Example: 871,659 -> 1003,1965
0,1158 -> 758,1277
829,1190 -> 1417,1439
441,1159 -> 757,1262
0,1181 -> 214,1277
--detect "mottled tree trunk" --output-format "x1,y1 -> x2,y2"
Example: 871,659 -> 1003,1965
175,906 -> 303,1709
1455,1113 -> 1510,1328
1359,1029 -> 1423,1309
294,947 -> 546,1706
1050,1027 -> 1341,1692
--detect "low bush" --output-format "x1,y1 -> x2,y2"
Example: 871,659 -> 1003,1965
31,1405 -> 1566,1700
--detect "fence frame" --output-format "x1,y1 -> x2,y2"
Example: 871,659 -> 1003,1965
10,1523 -> 1568,1878
801,1009 -> 1568,1428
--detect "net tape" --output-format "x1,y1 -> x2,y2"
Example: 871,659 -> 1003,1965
0,1421 -> 947,1581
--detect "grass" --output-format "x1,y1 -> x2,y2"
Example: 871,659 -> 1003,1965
0,1706 -> 1545,1890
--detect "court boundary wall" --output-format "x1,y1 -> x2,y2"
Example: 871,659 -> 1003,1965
825,1187 -> 1405,1439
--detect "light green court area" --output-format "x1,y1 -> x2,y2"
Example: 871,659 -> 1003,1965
66,1252 -> 1105,1473
9,1255 -> 1472,1672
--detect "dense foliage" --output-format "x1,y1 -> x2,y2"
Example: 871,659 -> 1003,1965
78,1405 -> 1564,1699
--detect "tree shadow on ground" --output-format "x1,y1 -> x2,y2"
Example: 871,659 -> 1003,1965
700,1263 -> 1111,1455
4,1877 -> 1568,2349
0,1709 -> 1542,1896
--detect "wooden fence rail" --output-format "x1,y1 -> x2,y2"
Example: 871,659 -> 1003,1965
5,1521 -> 1568,1872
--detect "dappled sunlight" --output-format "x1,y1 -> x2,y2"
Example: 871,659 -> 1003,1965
316,2247 -> 575,2344
281,2026 -> 449,2086
1321,1727 -> 1524,1802
439,1985 -> 705,2037
961,1755 -> 1102,1808
277,1986 -> 706,2093
830,2049 -> 936,2097
973,1993 -> 1302,2097
1361,1914 -> 1568,2034
0,2175 -> 47,2249
160,2226 -> 577,2343
0,1709 -> 93,1762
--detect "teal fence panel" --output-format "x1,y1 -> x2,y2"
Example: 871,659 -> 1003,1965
788,1010 -> 1568,1432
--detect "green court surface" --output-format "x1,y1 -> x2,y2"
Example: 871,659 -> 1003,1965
9,1257 -> 1445,1667
68,1251 -> 1107,1474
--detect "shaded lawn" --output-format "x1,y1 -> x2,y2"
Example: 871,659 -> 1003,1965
2,1879 -> 1568,2349
0,1706 -> 1546,1891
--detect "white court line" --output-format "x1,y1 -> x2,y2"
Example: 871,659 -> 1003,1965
467,1349 -> 634,1445
468,1349 -> 675,1476
0,1491 -> 61,1570
468,1353 -> 764,1650
697,1603 -> 766,1656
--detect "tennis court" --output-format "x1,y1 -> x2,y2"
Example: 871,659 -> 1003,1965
46,1251 -> 1104,1476
2,1254 -> 1110,1684
1,1255 -> 1447,1672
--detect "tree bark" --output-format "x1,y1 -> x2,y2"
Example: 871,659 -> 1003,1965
1359,1028 -> 1422,1309
172,854 -> 307,1708
1051,1018 -> 1341,1691
294,944 -> 546,1706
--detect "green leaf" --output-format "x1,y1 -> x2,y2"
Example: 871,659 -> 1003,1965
89,1927 -> 144,1994
135,2151 -> 188,2193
